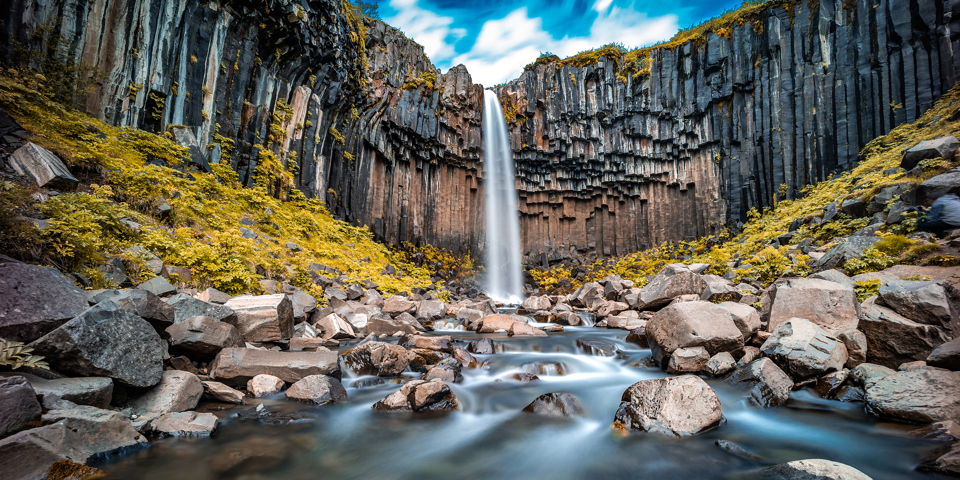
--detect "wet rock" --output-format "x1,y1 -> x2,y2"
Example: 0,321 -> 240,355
553,311 -> 584,326
452,347 -> 479,368
766,278 -> 860,333
761,318 -> 847,380
833,385 -> 865,403
166,315 -> 245,361
197,287 -> 232,305
919,441 -> 960,477
30,301 -> 164,387
877,280 -> 960,331
837,328 -> 867,368
224,294 -> 294,342
127,370 -> 203,421
646,301 -> 744,365
423,358 -> 463,383
467,338 -> 496,354
400,334 -> 453,352
859,297 -> 951,369
761,459 -> 872,479
8,142 -> 78,189
704,352 -> 737,377
725,358 -> 793,407
815,370 -> 849,398
0,263 -> 88,342
201,381 -> 245,404
247,374 -> 285,397
666,346 -> 710,374
151,411 -> 218,436
382,296 -> 418,316
210,348 -> 340,385
285,375 -> 347,404
112,289 -> 175,336
521,361 -> 567,376
1,373 -> 113,409
341,341 -> 419,376
512,373 -> 539,382
902,136 -> 960,170
0,376 -> 41,438
625,327 -> 649,348
928,338 -> 960,370
738,346 -> 761,366
577,337 -> 620,356
715,439 -> 764,463
519,295 -> 552,313
372,378 -> 459,412
166,293 -> 238,324
522,392 -> 583,417
865,369 -> 960,423
539,323 -> 565,333
849,363 -> 897,388
613,375 -> 723,436
637,264 -> 708,310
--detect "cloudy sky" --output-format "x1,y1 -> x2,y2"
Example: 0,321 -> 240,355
380,0 -> 744,87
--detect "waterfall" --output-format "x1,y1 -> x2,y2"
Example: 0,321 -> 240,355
481,89 -> 524,303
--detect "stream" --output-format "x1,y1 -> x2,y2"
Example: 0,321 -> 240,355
100,317 -> 951,479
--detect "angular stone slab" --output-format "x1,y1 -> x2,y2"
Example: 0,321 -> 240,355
210,347 -> 340,385
8,142 -> 78,189
223,294 -> 294,342
760,318 -> 847,380
0,262 -> 88,342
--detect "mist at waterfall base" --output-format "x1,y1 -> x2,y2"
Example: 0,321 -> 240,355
481,89 -> 525,305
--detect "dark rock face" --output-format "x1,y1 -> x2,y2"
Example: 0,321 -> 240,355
29,301 -> 165,387
0,376 -> 41,438
371,378 -> 459,412
4,1 -> 956,260
724,358 -> 793,407
0,263 -> 88,343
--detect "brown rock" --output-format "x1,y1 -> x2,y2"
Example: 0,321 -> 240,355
314,312 -> 356,340
247,374 -> 285,397
859,297 -> 951,369
766,278 -> 860,333
223,294 -> 294,342
399,334 -> 453,352
522,392 -> 583,417
201,381 -> 245,404
666,346 -> 710,374
284,375 -> 347,405
210,348 -> 340,385
371,378 -> 459,412
725,358 -> 794,407
166,315 -> 245,361
865,369 -> 960,423
341,341 -> 419,376
613,375 -> 723,436
928,338 -> 960,371
382,296 -> 418,316
646,301 -> 745,365
638,264 -> 708,310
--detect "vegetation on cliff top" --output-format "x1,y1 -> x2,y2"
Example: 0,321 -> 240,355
531,82 -> 960,294
0,70 -> 450,298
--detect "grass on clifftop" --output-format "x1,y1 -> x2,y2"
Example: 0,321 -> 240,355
0,70 -> 442,298
531,83 -> 960,294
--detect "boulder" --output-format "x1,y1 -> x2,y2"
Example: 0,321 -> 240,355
197,287 -> 232,305
1,373 -> 112,409
477,314 -> 546,336
928,338 -> 960,370
341,341 -> 419,376
810,269 -> 856,289
166,315 -> 245,361
645,301 -> 744,365
8,142 -> 78,189
568,282 -> 604,309
666,346 -> 710,374
519,295 -> 552,313
400,334 -> 453,352
849,363 -> 897,387
29,301 -> 164,387
761,318 -> 847,380
766,278 -> 860,333
877,280 -> 960,331
422,358 -> 463,383
715,301 -> 762,338
290,290 -> 317,322
247,374 -> 285,397
456,308 -> 484,323
920,441 -> 960,477
285,375 -> 348,405
865,369 -> 960,424
815,370 -> 849,398
210,348 -> 340,385
382,296 -> 418,316
522,392 -> 583,417
837,328 -> 868,368
0,376 -> 41,438
0,263 -> 88,342
127,370 -> 203,421
738,346 -> 761,366
901,136 -> 960,170
452,347 -> 479,368
416,300 -> 446,321
813,236 -> 880,272
509,320 -> 548,337
371,378 -> 459,412
596,301 -> 629,317
314,312 -> 356,340
137,276 -> 176,297
700,275 -> 741,302
637,264 -> 708,310
166,293 -> 237,324
201,380 -> 245,404
613,375 -> 723,436
761,459 -> 873,479
112,289 -> 175,335
553,311 -> 584,326
725,358 -> 794,407
915,166 -> 960,201
467,338 -> 496,355
223,294 -> 294,342
150,411 -> 218,436
704,352 -> 737,377
859,297 -> 951,369
364,316 -> 420,336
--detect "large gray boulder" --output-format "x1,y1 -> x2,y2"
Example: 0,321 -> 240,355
416,300 -> 446,321
645,301 -> 744,365
813,236 -> 879,272
223,294 -> 294,342
637,264 -> 708,310
30,301 -> 164,387
865,369 -> 960,424
519,295 -> 552,313
111,289 -> 175,335
0,376 -> 41,438
766,278 -> 860,333
150,411 -> 218,436
210,347 -> 340,385
715,301 -> 762,338
901,136 -> 960,170
127,370 -> 203,421
877,280 -> 960,332
568,282 -> 605,309
760,318 -> 847,380
8,142 -> 78,189
284,375 -> 348,405
700,275 -> 741,302
342,341 -> 419,376
928,338 -> 960,370
724,358 -> 794,407
859,297 -> 951,369
613,375 -> 723,437
371,378 -> 459,412
761,459 -> 873,479
0,263 -> 88,342
166,315 -> 245,361
314,312 -> 356,340
1,372 -> 112,409
166,293 -> 237,324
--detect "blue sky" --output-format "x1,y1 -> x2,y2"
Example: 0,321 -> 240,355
380,0 -> 744,86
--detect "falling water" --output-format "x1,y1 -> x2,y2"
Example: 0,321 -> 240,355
482,89 -> 524,304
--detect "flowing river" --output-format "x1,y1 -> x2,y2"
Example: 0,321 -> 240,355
100,315 -> 950,479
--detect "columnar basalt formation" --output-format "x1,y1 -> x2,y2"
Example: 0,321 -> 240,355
502,0 -> 960,260
2,0 -> 960,262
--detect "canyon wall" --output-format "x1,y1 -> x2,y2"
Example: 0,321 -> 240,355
2,0 -> 960,264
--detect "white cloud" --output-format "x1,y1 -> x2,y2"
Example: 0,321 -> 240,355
450,1 -> 680,87
385,0 -> 467,61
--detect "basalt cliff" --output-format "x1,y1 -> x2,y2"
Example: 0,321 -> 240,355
3,0 -> 960,264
